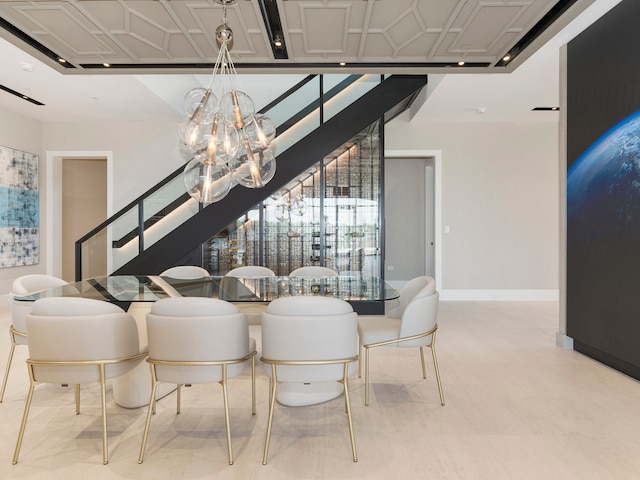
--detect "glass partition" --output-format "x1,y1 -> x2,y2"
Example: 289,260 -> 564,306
205,119 -> 382,276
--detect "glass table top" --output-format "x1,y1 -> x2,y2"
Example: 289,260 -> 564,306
14,275 -> 399,304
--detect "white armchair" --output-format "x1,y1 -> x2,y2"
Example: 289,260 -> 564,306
260,296 -> 358,464
226,265 -> 276,278
138,297 -> 257,466
357,276 -> 445,406
12,297 -> 145,465
288,266 -> 338,277
1,274 -> 70,403
159,265 -> 210,279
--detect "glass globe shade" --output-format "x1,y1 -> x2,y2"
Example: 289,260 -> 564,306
245,114 -> 276,149
204,114 -> 240,164
220,90 -> 255,127
230,145 -> 276,188
183,157 -> 232,205
178,117 -> 212,152
183,88 -> 217,120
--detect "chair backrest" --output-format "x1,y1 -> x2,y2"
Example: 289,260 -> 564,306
160,266 -> 210,279
147,297 -> 251,384
11,274 -> 70,339
12,274 -> 69,295
26,297 -> 140,384
261,296 -> 357,382
288,266 -> 338,278
387,275 -> 435,320
226,266 -> 276,278
398,290 -> 440,348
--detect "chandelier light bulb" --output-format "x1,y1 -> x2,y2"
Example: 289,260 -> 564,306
231,145 -> 276,189
183,156 -> 232,205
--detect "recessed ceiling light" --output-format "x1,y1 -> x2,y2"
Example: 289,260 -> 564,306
273,35 -> 283,47
58,57 -> 66,63
339,62 -> 346,66
458,61 -> 465,66
502,54 -> 512,62
103,63 -> 111,67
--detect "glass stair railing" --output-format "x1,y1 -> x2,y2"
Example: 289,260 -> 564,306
76,74 -> 426,280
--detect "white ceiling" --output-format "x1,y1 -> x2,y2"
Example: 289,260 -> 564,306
0,0 -> 623,125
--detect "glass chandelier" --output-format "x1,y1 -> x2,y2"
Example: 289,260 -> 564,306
180,0 -> 276,205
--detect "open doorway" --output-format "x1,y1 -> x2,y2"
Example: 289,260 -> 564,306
384,150 -> 441,288
62,158 -> 107,281
46,151 -> 113,280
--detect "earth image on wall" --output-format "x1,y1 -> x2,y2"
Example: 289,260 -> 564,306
568,110 -> 640,254
567,109 -> 640,348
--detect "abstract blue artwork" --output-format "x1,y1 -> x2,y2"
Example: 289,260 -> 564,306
0,146 -> 39,267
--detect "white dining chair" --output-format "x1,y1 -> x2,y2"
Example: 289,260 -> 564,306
260,295 -> 358,464
357,275 -> 444,406
12,297 -> 145,465
225,266 -> 275,325
138,297 -> 257,466
159,265 -> 210,279
288,266 -> 338,277
1,274 -> 70,403
226,265 -> 276,278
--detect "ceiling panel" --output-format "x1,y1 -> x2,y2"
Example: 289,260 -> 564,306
0,0 -> 593,73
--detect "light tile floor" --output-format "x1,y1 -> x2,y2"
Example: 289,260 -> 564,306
0,301 -> 639,480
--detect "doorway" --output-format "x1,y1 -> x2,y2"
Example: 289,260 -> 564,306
62,158 -> 107,281
384,150 -> 441,287
46,151 -> 113,280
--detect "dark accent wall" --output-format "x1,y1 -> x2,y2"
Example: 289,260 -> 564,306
566,0 -> 640,379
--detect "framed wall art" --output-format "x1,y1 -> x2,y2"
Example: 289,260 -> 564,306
0,145 -> 39,267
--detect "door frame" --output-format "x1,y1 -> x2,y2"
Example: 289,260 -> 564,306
385,149 -> 442,289
45,151 -> 113,278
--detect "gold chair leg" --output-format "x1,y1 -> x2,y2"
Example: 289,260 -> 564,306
99,365 -> 109,465
138,373 -> 159,464
74,384 -> 81,414
343,364 -> 357,462
251,355 -> 256,415
176,384 -> 181,414
357,341 -> 362,378
12,380 -> 35,464
221,365 -> 233,465
419,347 -> 427,379
262,365 -> 278,465
431,345 -> 445,406
0,340 -> 16,403
364,346 -> 370,406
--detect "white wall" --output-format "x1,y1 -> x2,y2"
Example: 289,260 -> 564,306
0,107 -> 44,297
386,118 -> 560,299
42,120 -> 183,212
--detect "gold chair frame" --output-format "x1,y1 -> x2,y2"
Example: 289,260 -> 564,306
358,326 -> 444,406
0,326 -> 26,403
138,351 -> 257,466
12,352 -> 147,465
260,355 -> 359,465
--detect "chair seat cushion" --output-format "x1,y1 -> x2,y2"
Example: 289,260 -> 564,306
357,315 -> 401,346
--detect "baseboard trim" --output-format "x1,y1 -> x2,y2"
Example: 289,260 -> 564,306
556,332 -> 574,350
439,289 -> 559,301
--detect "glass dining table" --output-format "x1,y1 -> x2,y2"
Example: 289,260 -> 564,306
14,274 -> 398,408
13,274 -> 398,314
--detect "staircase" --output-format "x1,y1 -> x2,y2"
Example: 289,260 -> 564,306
76,74 -> 427,279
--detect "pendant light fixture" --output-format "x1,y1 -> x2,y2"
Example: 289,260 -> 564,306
180,0 -> 276,205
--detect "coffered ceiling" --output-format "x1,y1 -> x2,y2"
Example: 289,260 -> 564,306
0,0 -> 594,74
0,0 -> 623,124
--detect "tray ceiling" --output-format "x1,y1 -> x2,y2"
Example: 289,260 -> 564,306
0,0 -> 593,74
